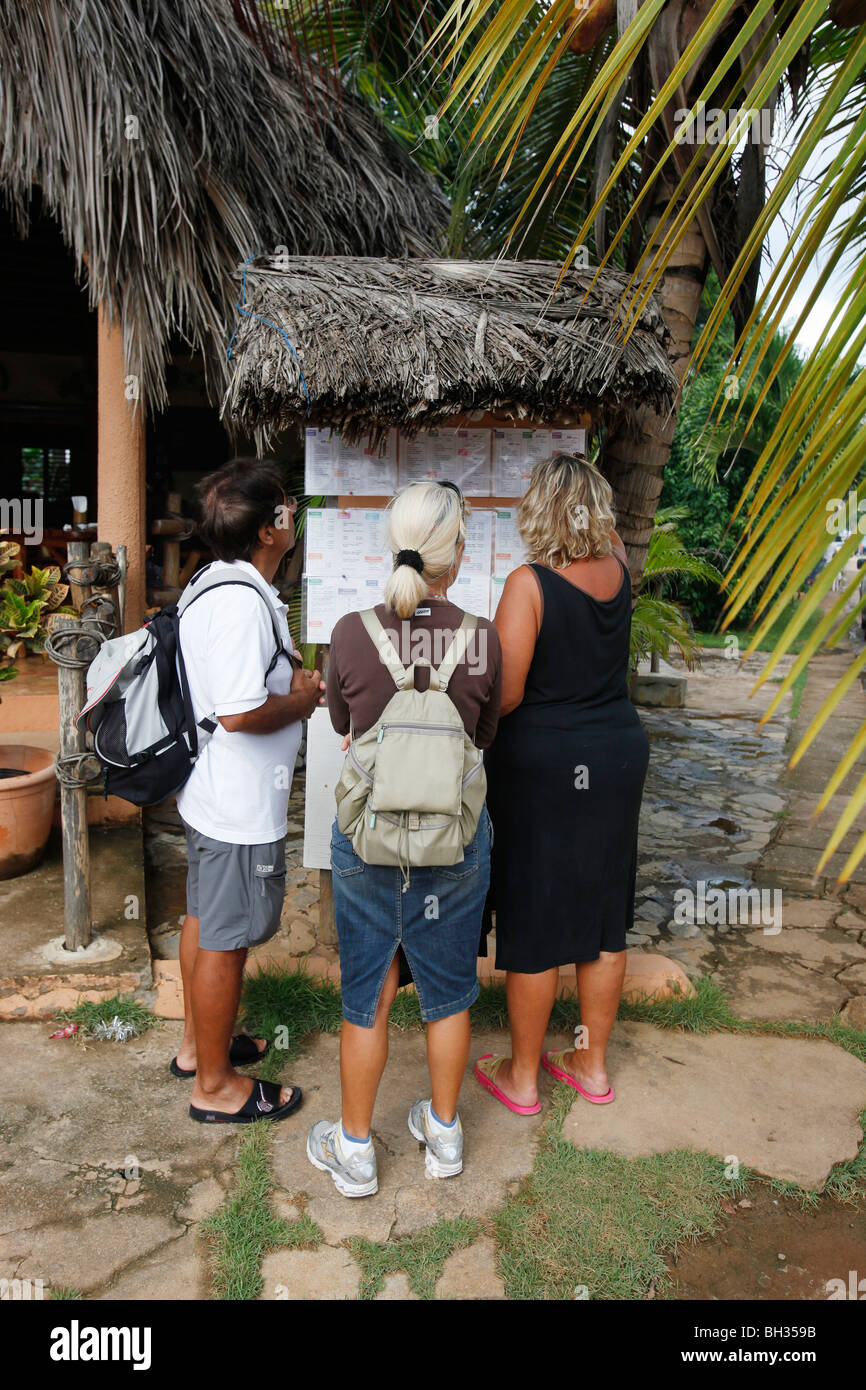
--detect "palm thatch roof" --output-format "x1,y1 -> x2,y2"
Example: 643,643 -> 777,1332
221,256 -> 678,444
0,1 -> 447,411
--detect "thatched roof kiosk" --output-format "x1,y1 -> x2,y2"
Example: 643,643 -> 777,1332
222,256 -> 679,554
0,1 -> 447,624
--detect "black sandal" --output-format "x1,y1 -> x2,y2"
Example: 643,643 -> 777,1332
189,1078 -> 303,1125
170,1033 -> 271,1079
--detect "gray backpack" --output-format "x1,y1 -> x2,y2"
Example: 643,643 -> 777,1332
335,609 -> 487,890
77,566 -> 291,806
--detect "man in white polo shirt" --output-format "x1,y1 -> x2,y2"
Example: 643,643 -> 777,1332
172,459 -> 324,1125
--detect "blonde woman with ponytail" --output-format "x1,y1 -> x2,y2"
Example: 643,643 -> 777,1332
307,481 -> 502,1199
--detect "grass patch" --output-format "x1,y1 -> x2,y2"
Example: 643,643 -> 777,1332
695,603 -> 823,656
822,1107 -> 866,1205
201,1122 -> 322,1300
239,965 -> 344,1082
54,993 -> 158,1038
388,988 -> 423,1029
347,1217 -> 481,1300
49,1286 -> 83,1300
619,974 -> 741,1032
495,1086 -> 746,1300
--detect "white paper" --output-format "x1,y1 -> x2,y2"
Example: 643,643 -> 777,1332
461,509 -> 494,575
492,508 -> 527,577
303,707 -> 347,870
305,427 -> 398,496
449,571 -> 491,619
303,574 -> 387,643
492,428 -> 552,496
398,428 -> 491,495
304,508 -> 389,581
550,428 -> 586,457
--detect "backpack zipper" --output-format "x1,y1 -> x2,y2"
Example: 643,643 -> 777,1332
376,722 -> 464,739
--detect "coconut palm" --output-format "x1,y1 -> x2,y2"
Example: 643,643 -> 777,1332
414,1 -> 866,876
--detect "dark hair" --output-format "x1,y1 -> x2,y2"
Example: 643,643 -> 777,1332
195,458 -> 286,563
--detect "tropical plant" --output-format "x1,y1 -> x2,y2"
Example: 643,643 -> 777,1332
0,546 -> 74,677
630,507 -> 722,669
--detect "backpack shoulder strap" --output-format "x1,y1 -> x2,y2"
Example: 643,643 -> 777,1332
358,608 -> 412,691
432,613 -> 477,692
179,569 -> 294,676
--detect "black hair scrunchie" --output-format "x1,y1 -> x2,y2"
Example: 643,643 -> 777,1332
395,549 -> 424,574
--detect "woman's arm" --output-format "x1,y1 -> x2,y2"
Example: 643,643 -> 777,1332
494,565 -> 542,717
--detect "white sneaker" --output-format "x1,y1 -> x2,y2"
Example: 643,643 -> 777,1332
306,1120 -> 378,1198
407,1100 -> 464,1179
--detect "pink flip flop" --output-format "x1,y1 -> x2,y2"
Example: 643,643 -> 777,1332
541,1050 -> 615,1104
473,1054 -> 541,1115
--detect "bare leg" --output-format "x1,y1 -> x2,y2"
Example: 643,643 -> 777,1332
176,914 -> 200,1070
488,967 -> 560,1109
339,956 -> 401,1139
557,950 -> 626,1096
177,914 -> 267,1072
189,947 -> 293,1113
426,1009 -> 470,1123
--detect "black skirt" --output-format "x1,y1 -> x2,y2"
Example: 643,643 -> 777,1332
485,698 -> 648,971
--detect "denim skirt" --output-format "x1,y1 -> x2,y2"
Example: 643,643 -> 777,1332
330,809 -> 492,1028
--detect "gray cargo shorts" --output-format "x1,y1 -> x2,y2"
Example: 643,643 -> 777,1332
184,824 -> 286,951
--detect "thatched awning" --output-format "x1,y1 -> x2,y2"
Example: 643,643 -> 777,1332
221,256 -> 678,444
0,1 -> 447,411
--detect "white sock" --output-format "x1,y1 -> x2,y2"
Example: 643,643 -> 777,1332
339,1121 -> 372,1156
427,1101 -> 458,1133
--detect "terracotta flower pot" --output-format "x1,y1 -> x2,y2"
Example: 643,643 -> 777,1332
0,744 -> 57,879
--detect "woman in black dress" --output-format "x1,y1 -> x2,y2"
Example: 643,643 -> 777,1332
475,453 -> 649,1114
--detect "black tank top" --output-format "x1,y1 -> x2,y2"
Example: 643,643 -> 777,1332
519,558 -> 633,713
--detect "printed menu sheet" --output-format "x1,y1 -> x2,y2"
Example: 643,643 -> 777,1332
490,508 -> 528,615
302,575 -> 387,643
305,427 -> 398,496
491,427 -> 586,495
304,508 -> 389,580
398,428 -> 491,495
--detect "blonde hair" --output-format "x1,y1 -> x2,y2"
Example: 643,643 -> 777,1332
383,481 -> 467,619
518,453 -> 615,568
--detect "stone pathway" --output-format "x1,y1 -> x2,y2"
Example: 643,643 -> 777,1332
635,639 -> 866,1026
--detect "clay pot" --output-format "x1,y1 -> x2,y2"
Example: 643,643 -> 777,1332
0,744 -> 57,879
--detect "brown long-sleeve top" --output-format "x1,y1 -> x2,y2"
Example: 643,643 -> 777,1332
327,599 -> 502,748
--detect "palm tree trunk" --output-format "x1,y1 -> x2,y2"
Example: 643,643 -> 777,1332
604,176 -> 708,589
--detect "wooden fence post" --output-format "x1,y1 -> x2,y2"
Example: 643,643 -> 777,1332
53,614 -> 93,950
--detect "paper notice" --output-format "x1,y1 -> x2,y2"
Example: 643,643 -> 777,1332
461,508 -> 494,575
492,428 -> 552,495
305,427 -> 398,496
399,428 -> 491,495
449,571 -> 491,619
492,508 -> 527,577
550,427 -> 586,457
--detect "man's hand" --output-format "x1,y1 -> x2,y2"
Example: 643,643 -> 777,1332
218,667 -> 326,733
292,665 -> 327,718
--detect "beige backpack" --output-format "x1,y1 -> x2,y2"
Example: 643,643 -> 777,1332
334,609 -> 487,890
